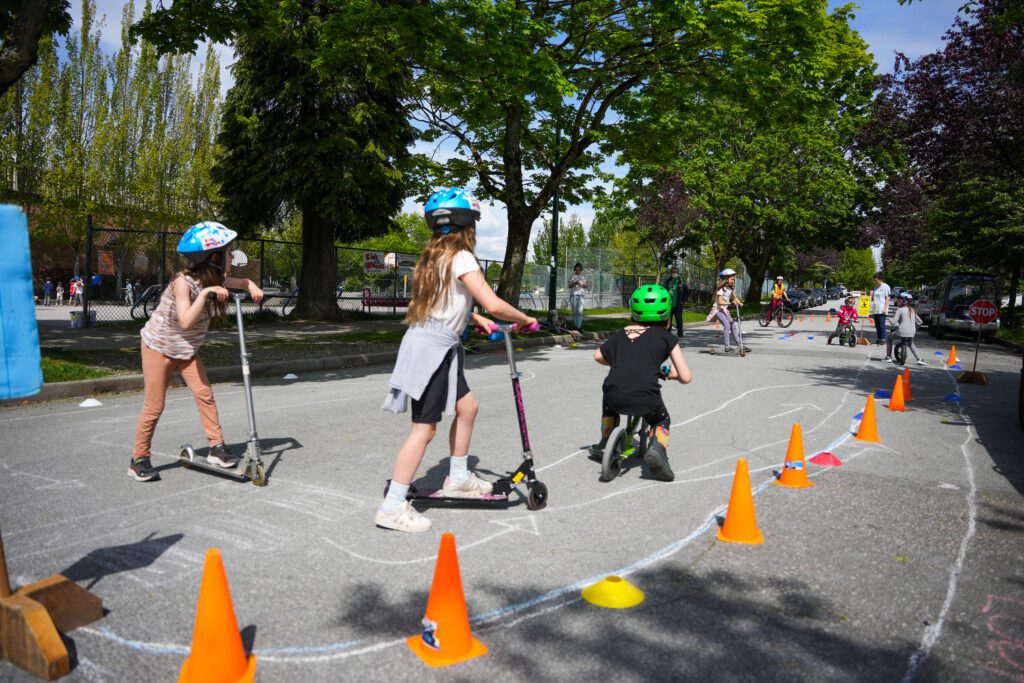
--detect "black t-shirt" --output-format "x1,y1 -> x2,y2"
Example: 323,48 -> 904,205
600,326 -> 678,414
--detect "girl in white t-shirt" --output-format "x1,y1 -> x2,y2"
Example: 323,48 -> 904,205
377,188 -> 538,533
706,269 -> 746,352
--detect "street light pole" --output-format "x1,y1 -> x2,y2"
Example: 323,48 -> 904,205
548,124 -> 560,320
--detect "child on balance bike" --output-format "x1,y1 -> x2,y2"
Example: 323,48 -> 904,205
587,284 -> 692,481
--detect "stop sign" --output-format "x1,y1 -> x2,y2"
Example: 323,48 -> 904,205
969,299 -> 998,324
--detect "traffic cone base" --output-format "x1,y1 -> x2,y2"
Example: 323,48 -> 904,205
581,576 -> 645,609
717,458 -> 764,545
775,423 -> 816,488
854,395 -> 881,443
406,633 -> 488,668
888,374 -> 906,412
180,654 -> 255,683
179,549 -> 255,683
407,533 -> 488,668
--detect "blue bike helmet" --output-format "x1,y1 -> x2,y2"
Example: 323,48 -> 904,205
177,221 -> 238,267
424,187 -> 481,233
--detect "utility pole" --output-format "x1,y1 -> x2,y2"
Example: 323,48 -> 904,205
548,124 -> 560,321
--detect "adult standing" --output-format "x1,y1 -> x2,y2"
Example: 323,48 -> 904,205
870,271 -> 891,345
567,262 -> 588,331
43,279 -> 53,306
662,266 -> 687,336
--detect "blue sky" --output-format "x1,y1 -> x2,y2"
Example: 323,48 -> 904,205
73,0 -> 968,259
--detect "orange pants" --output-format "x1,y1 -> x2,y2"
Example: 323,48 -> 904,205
133,343 -> 223,458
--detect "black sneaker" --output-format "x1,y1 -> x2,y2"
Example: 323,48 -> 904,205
128,456 -> 160,482
207,444 -> 239,468
588,443 -> 606,462
643,443 -> 675,482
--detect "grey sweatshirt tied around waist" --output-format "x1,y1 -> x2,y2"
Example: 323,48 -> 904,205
381,318 -> 462,415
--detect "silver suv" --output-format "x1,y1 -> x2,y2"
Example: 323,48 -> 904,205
927,272 -> 1001,341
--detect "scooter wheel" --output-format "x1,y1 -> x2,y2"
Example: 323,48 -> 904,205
252,464 -> 267,487
526,482 -> 548,510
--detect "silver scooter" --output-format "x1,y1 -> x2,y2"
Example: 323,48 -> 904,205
180,290 -> 267,486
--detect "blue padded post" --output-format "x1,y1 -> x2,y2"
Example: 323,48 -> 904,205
0,205 -> 42,399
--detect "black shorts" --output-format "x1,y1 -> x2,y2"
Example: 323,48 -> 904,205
411,345 -> 470,424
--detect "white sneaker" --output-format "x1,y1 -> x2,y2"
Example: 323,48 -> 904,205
441,472 -> 494,498
883,357 -> 893,363
375,500 -> 431,532
916,360 -> 927,366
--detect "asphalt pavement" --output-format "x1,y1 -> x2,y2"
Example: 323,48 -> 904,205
1,302 -> 1022,682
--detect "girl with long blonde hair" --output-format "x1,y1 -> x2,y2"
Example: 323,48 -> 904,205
378,188 -> 537,532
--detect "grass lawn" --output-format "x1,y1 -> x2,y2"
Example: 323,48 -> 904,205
998,326 -> 1024,345
41,349 -> 113,383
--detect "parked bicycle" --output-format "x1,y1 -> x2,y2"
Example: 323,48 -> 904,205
129,284 -> 163,321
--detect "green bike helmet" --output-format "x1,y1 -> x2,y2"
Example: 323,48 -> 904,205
630,284 -> 671,322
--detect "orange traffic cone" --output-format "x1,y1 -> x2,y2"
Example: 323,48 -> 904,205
902,368 -> 912,402
854,395 -> 881,443
407,533 -> 488,667
888,375 -> 906,412
826,311 -> 832,323
717,458 -> 764,544
179,549 -> 255,683
715,322 -> 721,330
811,314 -> 816,323
775,423 -> 815,488
946,345 -> 959,366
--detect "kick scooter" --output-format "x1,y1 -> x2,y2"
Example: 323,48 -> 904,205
386,322 -> 548,510
704,301 -> 749,357
180,291 -> 267,486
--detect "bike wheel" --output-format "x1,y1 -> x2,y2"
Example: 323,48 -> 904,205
142,291 -> 160,319
758,310 -> 771,327
846,333 -> 857,348
601,428 -> 626,482
894,341 -> 907,365
281,289 -> 298,317
778,309 -> 794,328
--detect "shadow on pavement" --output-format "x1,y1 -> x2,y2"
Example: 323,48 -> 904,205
59,531 -> 184,590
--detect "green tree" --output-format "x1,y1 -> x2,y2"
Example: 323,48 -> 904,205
210,4 -> 414,319
530,213 -> 585,267
835,248 -> 876,292
386,0 -> 870,304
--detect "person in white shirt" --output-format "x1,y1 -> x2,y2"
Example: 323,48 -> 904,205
568,262 -> 588,330
870,271 -> 892,345
377,187 -> 538,533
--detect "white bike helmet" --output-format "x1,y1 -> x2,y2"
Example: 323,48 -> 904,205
720,268 -> 737,278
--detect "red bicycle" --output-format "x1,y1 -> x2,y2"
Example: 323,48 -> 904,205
758,302 -> 794,328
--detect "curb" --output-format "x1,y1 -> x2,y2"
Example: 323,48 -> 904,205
994,337 -> 1024,355
3,329 -> 617,407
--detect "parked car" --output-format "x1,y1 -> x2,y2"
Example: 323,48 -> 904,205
812,288 -> 827,305
916,285 -> 936,322
784,289 -> 807,310
826,286 -> 842,300
796,288 -> 820,308
927,272 -> 1001,341
837,283 -> 848,297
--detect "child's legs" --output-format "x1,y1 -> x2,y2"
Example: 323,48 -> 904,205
392,423 -> 437,484
907,338 -> 922,361
643,403 -> 672,453
178,354 -> 224,447
448,390 -> 477,457
886,336 -> 894,357
132,344 -> 176,457
600,396 -> 621,442
715,309 -> 732,346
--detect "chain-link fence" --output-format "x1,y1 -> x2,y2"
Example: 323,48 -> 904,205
33,219 -> 751,325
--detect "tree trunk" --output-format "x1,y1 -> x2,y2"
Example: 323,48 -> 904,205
295,204 -> 341,320
496,203 -> 537,306
739,240 -> 775,309
0,0 -> 53,97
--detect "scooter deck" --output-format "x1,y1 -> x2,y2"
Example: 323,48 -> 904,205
701,346 -> 749,356
406,488 -> 512,508
181,456 -> 250,480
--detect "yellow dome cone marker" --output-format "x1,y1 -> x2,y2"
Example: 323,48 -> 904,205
582,576 -> 645,609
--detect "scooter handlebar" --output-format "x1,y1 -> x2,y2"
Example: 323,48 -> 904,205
515,322 -> 540,334
207,289 -> 249,302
